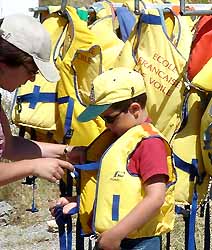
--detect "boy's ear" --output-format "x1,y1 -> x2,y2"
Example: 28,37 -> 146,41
128,102 -> 142,115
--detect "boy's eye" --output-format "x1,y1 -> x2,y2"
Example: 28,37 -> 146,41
101,111 -> 123,124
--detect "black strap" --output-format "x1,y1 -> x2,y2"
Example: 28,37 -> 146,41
166,232 -> 170,250
75,215 -> 84,250
183,205 -> 190,250
204,198 -> 210,250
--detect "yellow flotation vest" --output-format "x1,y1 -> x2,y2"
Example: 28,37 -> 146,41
129,9 -> 209,206
12,7 -> 106,196
171,90 -> 209,205
72,6 -> 124,105
54,6 -> 105,145
12,7 -> 105,146
200,96 -> 212,177
12,11 -> 68,137
115,8 -> 192,141
187,16 -> 212,177
93,123 -> 176,238
78,129 -> 116,234
77,124 -> 175,236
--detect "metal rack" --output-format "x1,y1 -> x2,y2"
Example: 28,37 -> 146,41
134,0 -> 212,16
29,1 -> 212,18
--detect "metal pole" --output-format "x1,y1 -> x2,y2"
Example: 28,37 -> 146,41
61,0 -> 67,12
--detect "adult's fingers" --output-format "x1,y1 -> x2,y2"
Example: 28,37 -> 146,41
49,176 -> 57,183
53,172 -> 63,180
56,167 -> 64,178
59,159 -> 74,171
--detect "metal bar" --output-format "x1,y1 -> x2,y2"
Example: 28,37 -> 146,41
181,9 -> 212,16
28,2 -> 212,17
29,6 -> 49,13
180,0 -> 212,16
143,2 -> 212,16
61,0 -> 67,12
134,0 -> 140,15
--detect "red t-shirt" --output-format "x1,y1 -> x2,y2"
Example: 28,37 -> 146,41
128,137 -> 169,183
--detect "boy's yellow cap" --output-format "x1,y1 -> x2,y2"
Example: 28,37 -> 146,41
78,67 -> 146,122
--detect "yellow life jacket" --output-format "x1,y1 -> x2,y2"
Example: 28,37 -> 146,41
200,96 -> 212,177
114,9 -> 210,226
171,90 -> 209,205
78,129 -> 116,234
90,0 -> 116,20
93,123 -> 176,238
12,12 -> 68,136
51,6 -> 106,192
77,124 -> 175,236
12,7 -> 105,145
115,8 -> 192,142
12,7 -> 106,194
45,6 -> 106,145
72,14 -> 124,105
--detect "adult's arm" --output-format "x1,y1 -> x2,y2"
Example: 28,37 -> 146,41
1,106 -> 71,160
0,107 -> 74,186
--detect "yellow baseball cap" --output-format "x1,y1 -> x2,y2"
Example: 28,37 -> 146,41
78,67 -> 146,122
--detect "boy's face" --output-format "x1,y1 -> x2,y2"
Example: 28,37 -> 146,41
100,104 -> 142,136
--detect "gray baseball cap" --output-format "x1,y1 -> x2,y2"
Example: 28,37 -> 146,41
0,14 -> 60,83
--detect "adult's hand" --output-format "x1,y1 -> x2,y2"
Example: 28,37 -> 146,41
65,146 -> 87,164
31,158 -> 74,183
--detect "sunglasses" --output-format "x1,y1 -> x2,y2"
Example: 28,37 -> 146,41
100,110 -> 123,124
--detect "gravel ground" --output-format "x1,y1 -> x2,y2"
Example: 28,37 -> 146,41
0,205 -> 89,250
0,205 -> 60,250
0,176 -> 90,250
0,222 -> 60,250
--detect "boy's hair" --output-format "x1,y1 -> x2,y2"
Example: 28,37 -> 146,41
0,36 -> 35,67
111,93 -> 147,112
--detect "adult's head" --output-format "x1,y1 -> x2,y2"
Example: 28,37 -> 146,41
0,14 -> 60,91
78,67 -> 147,136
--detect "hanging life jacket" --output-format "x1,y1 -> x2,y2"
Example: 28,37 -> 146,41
114,9 -> 209,249
187,15 -> 212,177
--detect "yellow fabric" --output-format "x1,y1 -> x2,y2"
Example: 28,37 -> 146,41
53,6 -> 105,145
47,6 -> 61,14
115,8 -> 192,142
200,97 -> 212,176
79,129 -> 115,234
85,67 -> 145,106
171,90 -> 209,204
12,12 -> 68,132
191,58 -> 212,91
89,16 -> 124,70
12,8 -> 105,193
94,124 -> 176,238
93,1 -> 115,19
72,45 -> 102,105
72,15 -> 124,105
12,80 -> 57,131
114,9 -> 209,206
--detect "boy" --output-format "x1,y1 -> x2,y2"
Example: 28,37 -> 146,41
52,67 -> 176,250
